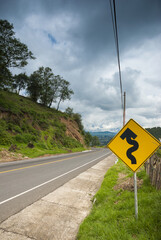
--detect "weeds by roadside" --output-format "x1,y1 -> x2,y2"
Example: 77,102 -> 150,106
0,145 -> 86,161
77,160 -> 161,240
0,90 -> 87,161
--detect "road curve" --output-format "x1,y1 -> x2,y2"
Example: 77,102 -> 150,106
0,148 -> 111,223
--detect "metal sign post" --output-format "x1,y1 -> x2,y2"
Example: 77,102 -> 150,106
107,119 -> 161,219
134,172 -> 138,219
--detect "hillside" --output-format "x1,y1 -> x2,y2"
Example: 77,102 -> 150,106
90,131 -> 116,146
146,127 -> 161,140
0,90 -> 86,160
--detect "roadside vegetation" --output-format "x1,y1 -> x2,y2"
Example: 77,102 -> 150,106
77,160 -> 161,240
0,90 -> 86,159
157,148 -> 161,158
0,90 -> 100,160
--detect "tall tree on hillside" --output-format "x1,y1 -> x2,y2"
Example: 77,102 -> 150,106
27,67 -> 60,107
27,72 -> 42,102
0,62 -> 12,89
56,79 -> 74,110
13,72 -> 29,94
26,67 -> 61,107
65,107 -> 74,117
48,75 -> 61,107
0,19 -> 35,88
37,67 -> 59,107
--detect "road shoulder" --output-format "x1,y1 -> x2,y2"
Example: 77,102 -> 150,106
0,153 -> 116,240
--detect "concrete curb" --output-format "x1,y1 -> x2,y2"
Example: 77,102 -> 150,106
0,153 -> 116,240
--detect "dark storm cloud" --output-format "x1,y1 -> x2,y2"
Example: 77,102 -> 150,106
1,0 -> 161,62
0,0 -> 161,130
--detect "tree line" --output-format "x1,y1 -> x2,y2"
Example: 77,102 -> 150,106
0,19 -> 73,109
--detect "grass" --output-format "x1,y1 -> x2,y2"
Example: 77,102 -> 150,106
77,160 -> 161,240
0,90 -> 86,158
157,148 -> 161,157
0,144 -> 86,159
15,145 -> 85,158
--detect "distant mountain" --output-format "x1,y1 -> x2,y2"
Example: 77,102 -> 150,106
90,131 -> 116,146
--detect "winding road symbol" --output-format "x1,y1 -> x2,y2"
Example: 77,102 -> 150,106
107,119 -> 161,172
120,128 -> 139,164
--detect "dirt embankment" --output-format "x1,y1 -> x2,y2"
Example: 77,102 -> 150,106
60,118 -> 85,146
114,173 -> 143,191
0,149 -> 28,163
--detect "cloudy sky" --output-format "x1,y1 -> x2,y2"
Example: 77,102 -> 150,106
0,0 -> 161,132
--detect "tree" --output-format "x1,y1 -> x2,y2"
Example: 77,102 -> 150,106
0,63 -> 12,89
26,67 -> 60,107
13,72 -> 29,94
0,19 -> 35,88
57,79 -> 74,110
48,75 -> 62,107
91,136 -> 100,147
73,113 -> 84,132
0,20 -> 35,69
84,132 -> 93,147
65,107 -> 74,117
36,67 -> 55,106
26,66 -> 74,107
26,67 -> 61,107
40,71 -> 61,107
27,72 -> 42,102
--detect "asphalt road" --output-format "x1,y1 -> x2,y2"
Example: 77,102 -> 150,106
0,148 -> 111,223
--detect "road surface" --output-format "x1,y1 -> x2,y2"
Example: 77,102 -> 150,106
0,148 -> 111,223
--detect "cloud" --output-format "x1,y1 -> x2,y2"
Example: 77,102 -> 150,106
0,0 -> 161,131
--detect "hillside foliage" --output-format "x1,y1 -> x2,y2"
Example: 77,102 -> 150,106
146,127 -> 161,140
0,90 -> 85,157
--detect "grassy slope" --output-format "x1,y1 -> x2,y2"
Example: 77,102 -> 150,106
0,90 -> 85,158
77,161 -> 161,240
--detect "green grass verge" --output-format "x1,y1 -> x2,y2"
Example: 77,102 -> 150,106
77,160 -> 161,240
0,145 -> 86,158
18,146 -> 86,158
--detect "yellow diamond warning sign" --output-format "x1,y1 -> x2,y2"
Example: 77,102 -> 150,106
107,119 -> 161,172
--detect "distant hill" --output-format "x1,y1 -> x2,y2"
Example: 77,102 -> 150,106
90,126 -> 161,146
146,127 -> 161,140
90,131 -> 116,146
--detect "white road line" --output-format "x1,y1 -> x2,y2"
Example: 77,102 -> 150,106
0,152 -> 110,205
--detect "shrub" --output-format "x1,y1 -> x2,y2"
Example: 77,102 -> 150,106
55,130 -> 65,140
73,113 -> 84,132
0,119 -> 7,131
36,142 -> 48,149
63,137 -> 82,148
38,119 -> 49,130
54,119 -> 66,131
0,131 -> 13,145
14,133 -> 37,143
7,123 -> 22,133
